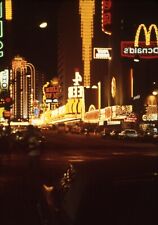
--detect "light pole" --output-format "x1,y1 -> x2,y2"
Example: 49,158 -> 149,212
92,82 -> 101,124
152,90 -> 158,121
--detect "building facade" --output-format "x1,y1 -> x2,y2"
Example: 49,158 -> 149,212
10,56 -> 36,120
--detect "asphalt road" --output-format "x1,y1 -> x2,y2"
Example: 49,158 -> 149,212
0,131 -> 158,225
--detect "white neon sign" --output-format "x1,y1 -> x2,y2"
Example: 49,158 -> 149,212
0,69 -> 9,91
68,71 -> 84,98
93,47 -> 112,59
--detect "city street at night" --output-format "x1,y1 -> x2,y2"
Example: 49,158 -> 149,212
0,131 -> 158,225
0,0 -> 158,225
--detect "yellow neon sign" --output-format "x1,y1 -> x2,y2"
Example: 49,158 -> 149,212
79,0 -> 95,86
134,24 -> 158,47
5,0 -> 12,20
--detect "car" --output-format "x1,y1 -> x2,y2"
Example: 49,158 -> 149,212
118,129 -> 139,139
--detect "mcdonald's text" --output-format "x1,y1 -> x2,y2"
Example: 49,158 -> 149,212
121,41 -> 158,58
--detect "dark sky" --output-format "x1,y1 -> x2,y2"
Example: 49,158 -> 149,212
11,0 -> 62,79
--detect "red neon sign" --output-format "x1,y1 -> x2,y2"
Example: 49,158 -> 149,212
101,0 -> 112,35
121,41 -> 158,59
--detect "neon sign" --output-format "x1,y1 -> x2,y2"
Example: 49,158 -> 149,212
134,24 -> 158,46
0,2 -> 3,57
121,41 -> 158,59
121,24 -> 158,59
0,69 -> 9,91
68,71 -> 84,99
93,47 -> 112,59
79,0 -> 95,86
5,0 -> 12,20
101,0 -> 112,35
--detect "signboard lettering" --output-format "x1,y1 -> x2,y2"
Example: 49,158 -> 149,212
121,24 -> 158,59
0,69 -> 9,91
68,71 -> 84,98
68,86 -> 84,98
93,47 -> 112,59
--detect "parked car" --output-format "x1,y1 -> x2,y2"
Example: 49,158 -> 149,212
118,129 -> 139,139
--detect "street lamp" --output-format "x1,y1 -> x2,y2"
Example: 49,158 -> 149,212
39,22 -> 47,29
152,89 -> 158,121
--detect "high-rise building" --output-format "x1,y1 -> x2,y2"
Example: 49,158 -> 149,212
10,56 -> 36,120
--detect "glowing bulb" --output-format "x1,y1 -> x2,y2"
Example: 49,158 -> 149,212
39,22 -> 47,28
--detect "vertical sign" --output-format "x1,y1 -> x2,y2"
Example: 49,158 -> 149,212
0,69 -> 9,92
0,2 -> 3,57
68,71 -> 84,99
101,0 -> 112,35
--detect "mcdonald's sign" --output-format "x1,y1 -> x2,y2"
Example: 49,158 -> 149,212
121,24 -> 158,59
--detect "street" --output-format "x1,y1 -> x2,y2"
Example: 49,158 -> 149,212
0,131 -> 158,225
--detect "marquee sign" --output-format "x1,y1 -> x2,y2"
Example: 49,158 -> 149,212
121,24 -> 158,59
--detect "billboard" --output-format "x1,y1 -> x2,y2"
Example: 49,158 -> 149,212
121,24 -> 158,59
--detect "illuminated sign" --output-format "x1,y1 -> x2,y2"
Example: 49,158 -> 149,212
111,76 -> 116,98
0,2 -> 3,57
121,24 -> 158,59
45,86 -> 59,93
45,99 -> 52,103
68,86 -> 84,99
68,71 -> 84,99
84,109 -> 99,122
5,0 -> 12,20
124,113 -> 137,123
0,69 -> 9,91
93,47 -> 112,59
44,80 -> 61,103
101,0 -> 112,35
79,0 -> 95,86
121,41 -> 158,58
134,24 -> 158,47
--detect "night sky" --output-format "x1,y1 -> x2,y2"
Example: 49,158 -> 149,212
11,0 -> 62,79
